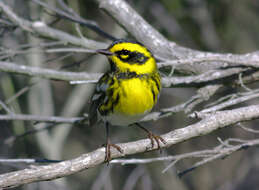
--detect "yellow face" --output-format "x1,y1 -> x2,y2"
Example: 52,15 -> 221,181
98,40 -> 157,75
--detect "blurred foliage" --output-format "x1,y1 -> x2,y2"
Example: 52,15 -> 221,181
1,0 -> 259,190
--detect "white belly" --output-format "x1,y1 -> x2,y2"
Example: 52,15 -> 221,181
100,111 -> 149,126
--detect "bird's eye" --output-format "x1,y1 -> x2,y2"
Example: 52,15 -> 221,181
119,54 -> 129,59
138,56 -> 144,62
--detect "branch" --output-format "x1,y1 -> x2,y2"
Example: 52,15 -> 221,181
31,0 -> 117,41
158,53 -> 259,69
111,138 -> 259,176
1,0 -> 259,86
177,138 -> 259,177
0,85 -> 221,125
161,67 -> 247,87
0,61 -> 252,88
0,114 -> 83,124
1,0 -> 259,76
0,104 -> 259,188
0,1 -> 107,49
0,61 -> 101,82
97,0 -> 259,74
0,100 -> 13,114
190,89 -> 259,116
0,158 -> 61,164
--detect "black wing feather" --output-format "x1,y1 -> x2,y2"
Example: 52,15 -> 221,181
89,73 -> 110,126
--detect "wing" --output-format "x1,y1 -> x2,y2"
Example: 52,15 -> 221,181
89,73 -> 110,127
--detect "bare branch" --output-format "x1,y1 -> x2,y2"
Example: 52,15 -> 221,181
97,0 -> 259,74
0,104 -> 259,188
0,0 -> 258,90
161,67 -> 247,88
238,123 -> 259,134
158,53 -> 259,69
189,89 -> 259,117
0,159 -> 37,164
0,113 -> 83,124
97,0 -> 175,59
112,137 -> 259,176
111,150 -> 212,165
0,61 -> 251,88
0,159 -> 60,164
0,1 -> 107,49
112,137 -> 259,177
1,0 -> 259,76
0,85 -> 215,125
234,70 -> 259,86
5,84 -> 33,105
0,100 -> 13,114
0,61 -> 101,82
177,138 -> 259,177
31,0 -> 117,41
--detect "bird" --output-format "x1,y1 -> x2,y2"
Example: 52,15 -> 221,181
89,39 -> 166,162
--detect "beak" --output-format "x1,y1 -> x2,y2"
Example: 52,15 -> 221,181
95,49 -> 113,56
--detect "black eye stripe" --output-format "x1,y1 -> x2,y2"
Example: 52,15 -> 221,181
115,50 -> 148,65
116,49 -> 130,56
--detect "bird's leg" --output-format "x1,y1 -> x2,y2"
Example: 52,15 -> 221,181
135,123 -> 166,151
104,122 -> 123,163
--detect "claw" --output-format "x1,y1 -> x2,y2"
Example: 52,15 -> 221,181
104,143 -> 123,163
135,123 -> 166,151
147,132 -> 166,151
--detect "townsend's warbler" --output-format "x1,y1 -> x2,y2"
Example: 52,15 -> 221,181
89,40 -> 165,162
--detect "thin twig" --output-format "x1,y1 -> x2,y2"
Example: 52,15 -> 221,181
0,61 -> 101,82
111,137 -> 259,176
5,83 -> 36,105
190,89 -> 259,117
32,0 -> 117,40
0,113 -> 84,124
0,1 -> 107,49
177,138 -> 259,177
0,158 -> 61,164
0,100 -> 13,114
237,123 -> 259,134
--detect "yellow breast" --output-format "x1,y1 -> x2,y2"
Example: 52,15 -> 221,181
114,77 -> 157,116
